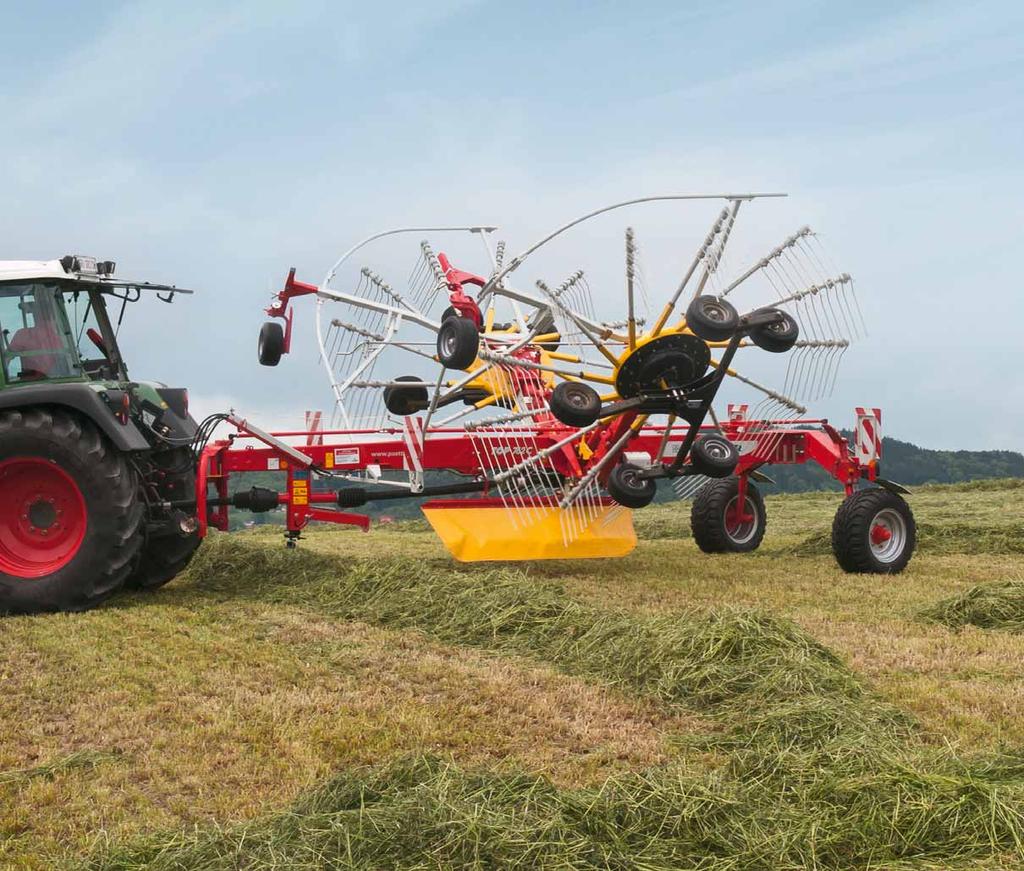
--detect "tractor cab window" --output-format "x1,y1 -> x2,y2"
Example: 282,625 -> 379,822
0,284 -> 82,383
62,288 -> 121,379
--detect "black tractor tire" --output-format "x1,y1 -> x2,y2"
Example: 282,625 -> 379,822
550,381 -> 602,428
384,376 -> 429,416
0,409 -> 143,614
437,316 -> 479,370
750,308 -> 799,353
607,463 -> 657,509
832,488 -> 916,574
128,448 -> 201,591
690,433 -> 740,478
691,476 -> 767,553
258,321 -> 285,366
685,295 -> 739,343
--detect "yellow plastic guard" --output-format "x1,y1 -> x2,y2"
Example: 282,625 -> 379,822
421,498 -> 636,562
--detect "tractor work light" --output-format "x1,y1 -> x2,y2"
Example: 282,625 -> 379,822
59,255 -> 115,276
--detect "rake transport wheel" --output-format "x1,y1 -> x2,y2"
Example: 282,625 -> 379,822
0,409 -> 143,614
128,448 -> 201,591
832,488 -> 916,573
691,476 -> 767,553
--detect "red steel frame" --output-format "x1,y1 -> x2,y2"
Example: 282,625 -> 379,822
195,415 -> 878,539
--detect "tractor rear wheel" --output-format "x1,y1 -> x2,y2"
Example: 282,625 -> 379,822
832,488 -> 915,573
0,409 -> 143,613
128,448 -> 201,591
691,476 -> 766,553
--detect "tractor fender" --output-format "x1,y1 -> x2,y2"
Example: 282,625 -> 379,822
0,383 -> 152,451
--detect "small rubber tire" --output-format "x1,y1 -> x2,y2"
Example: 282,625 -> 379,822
384,376 -> 429,417
258,321 -> 285,366
685,295 -> 739,343
550,382 -> 602,428
691,476 -> 767,553
607,463 -> 657,509
750,308 -> 799,353
832,488 -> 916,574
437,317 -> 479,370
0,409 -> 143,614
690,434 -> 739,478
128,447 -> 201,591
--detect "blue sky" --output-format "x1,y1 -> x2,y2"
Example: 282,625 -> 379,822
1,0 -> 1021,449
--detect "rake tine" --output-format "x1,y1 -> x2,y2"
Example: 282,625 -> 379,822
650,207 -> 730,335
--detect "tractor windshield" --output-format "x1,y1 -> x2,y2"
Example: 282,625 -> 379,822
0,282 -> 125,385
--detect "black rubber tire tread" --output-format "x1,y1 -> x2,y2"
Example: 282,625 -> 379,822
0,408 -> 143,613
831,488 -> 916,574
685,295 -> 739,343
690,476 -> 767,554
550,382 -> 602,428
607,463 -> 657,509
749,308 -> 799,353
383,376 -> 429,416
128,447 -> 201,591
258,321 -> 285,366
690,434 -> 740,478
436,317 -> 480,370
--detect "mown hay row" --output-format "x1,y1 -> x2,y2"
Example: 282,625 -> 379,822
84,535 -> 1024,869
89,749 -> 1024,870
920,581 -> 1024,633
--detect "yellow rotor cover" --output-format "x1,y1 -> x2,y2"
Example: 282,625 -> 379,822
421,498 -> 636,562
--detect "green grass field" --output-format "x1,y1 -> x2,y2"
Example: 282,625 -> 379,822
2,480 -> 1023,869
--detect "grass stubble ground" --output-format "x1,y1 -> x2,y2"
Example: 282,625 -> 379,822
0,479 -> 1021,868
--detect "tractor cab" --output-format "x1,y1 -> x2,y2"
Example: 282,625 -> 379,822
0,255 -> 191,389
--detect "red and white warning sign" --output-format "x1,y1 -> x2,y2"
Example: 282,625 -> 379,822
305,410 -> 324,446
854,407 -> 882,464
728,403 -> 749,422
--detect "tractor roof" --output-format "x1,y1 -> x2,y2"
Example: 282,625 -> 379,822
0,258 -> 194,294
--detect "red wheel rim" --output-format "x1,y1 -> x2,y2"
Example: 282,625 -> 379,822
724,496 -> 758,544
0,457 -> 87,578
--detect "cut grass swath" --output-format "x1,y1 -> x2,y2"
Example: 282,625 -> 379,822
920,580 -> 1024,634
83,534 -> 1024,869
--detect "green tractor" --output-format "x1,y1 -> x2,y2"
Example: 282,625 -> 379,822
0,255 -> 202,613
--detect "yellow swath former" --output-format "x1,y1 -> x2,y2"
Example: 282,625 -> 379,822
421,498 -> 636,562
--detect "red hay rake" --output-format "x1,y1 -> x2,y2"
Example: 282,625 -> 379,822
199,194 -> 915,572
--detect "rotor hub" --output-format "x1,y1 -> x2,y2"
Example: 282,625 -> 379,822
614,333 -> 711,398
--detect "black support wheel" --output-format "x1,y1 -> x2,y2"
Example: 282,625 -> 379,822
128,448 -> 201,591
690,433 -> 740,478
832,488 -> 916,573
436,316 -> 480,370
258,321 -> 285,366
0,409 -> 143,614
691,476 -> 767,553
685,295 -> 739,342
749,308 -> 799,353
550,381 -> 602,427
607,463 -> 657,509
383,376 -> 429,416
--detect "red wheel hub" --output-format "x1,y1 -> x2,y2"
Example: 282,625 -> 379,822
870,523 -> 893,546
725,500 -> 755,532
0,457 -> 87,578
